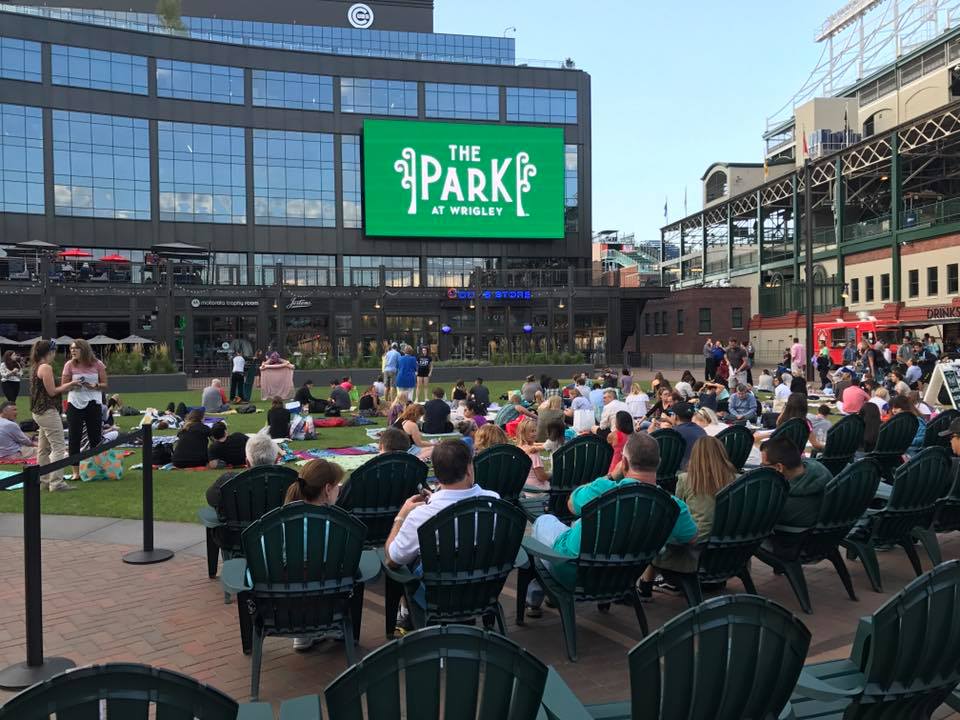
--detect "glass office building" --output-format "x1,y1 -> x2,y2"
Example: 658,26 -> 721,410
0,0 -> 657,366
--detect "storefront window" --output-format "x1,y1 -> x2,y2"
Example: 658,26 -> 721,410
192,315 -> 258,372
575,314 -> 607,364
385,315 -> 438,355
283,314 -> 330,359
334,314 -> 352,360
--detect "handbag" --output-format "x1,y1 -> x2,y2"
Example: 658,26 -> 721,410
79,448 -> 125,482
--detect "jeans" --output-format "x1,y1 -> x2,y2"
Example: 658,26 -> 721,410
66,402 -> 102,458
526,514 -> 572,608
33,408 -> 66,487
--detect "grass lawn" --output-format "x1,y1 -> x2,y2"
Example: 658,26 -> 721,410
0,380 -> 527,523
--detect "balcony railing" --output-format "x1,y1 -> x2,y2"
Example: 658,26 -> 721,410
901,196 -> 960,230
759,278 -> 844,318
843,215 -> 890,243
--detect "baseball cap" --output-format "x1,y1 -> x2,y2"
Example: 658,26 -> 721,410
938,417 -> 960,437
674,402 -> 695,420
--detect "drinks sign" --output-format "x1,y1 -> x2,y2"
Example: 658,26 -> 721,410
362,119 -> 565,239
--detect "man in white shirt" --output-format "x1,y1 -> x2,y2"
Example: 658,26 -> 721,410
386,440 -> 498,570
0,402 -> 36,459
229,350 -> 246,402
595,389 -> 629,434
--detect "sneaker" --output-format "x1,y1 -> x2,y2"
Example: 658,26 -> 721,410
293,637 -> 315,652
48,480 -> 75,492
525,604 -> 543,619
637,581 -> 654,603
652,580 -> 682,596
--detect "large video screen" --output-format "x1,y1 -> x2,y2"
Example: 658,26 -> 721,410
362,119 -> 564,239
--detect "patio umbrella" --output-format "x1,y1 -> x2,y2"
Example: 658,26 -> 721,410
54,335 -> 74,345
0,336 -> 18,345
59,249 -> 93,258
99,254 -> 130,263
119,335 -> 155,344
17,337 -> 42,346
86,335 -> 119,345
15,239 -> 58,250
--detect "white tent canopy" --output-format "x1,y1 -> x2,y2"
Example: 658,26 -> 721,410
86,335 -> 119,345
119,335 -> 156,345
54,335 -> 74,345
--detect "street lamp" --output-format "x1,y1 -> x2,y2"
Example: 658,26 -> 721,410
502,26 -> 516,37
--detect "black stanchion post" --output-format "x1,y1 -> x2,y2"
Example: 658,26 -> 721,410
123,423 -> 174,565
0,466 -> 75,689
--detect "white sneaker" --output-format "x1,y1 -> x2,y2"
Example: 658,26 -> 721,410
293,637 -> 315,652
48,480 -> 75,492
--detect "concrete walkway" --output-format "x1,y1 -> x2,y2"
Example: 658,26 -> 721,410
0,513 -> 207,557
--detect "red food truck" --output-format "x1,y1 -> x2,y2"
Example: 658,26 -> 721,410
813,319 -> 904,366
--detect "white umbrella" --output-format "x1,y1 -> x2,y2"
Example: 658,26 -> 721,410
86,335 -> 119,345
0,336 -> 18,345
17,337 -> 41,346
119,335 -> 156,345
54,335 -> 74,345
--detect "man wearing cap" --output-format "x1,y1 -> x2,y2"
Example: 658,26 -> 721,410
658,402 -> 706,469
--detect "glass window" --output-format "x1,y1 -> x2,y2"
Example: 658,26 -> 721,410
865,276 -> 874,302
53,110 -> 150,219
51,45 -> 148,94
908,269 -> 919,298
341,135 -> 362,229
698,307 -> 711,333
0,104 -> 44,214
948,264 -> 959,295
425,257 -> 499,287
343,256 -> 418,287
881,272 -> 890,301
340,78 -> 417,116
565,144 -> 578,232
654,312 -> 662,335
158,121 -> 246,223
424,83 -> 499,120
731,307 -> 744,329
0,37 -> 41,82
253,129 -> 334,227
252,70 -> 333,111
927,266 -> 939,295
254,253 -> 334,286
156,59 -> 244,104
851,278 -> 860,303
677,309 -> 684,334
506,87 -> 577,124
661,311 -> 668,335
644,313 -> 651,336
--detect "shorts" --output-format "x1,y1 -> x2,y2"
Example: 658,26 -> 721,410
383,370 -> 397,387
416,370 -> 430,378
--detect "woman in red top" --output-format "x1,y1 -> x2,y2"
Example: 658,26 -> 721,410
607,410 -> 635,479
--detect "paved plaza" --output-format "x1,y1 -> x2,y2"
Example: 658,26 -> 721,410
1,513 -> 959,715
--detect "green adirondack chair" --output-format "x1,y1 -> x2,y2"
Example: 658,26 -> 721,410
933,456 -> 960,533
221,502 -> 380,701
651,427 -> 684,493
866,411 -> 919,483
770,417 -> 810,453
816,413 -> 864,476
336,451 -> 427,546
923,408 -> 960,449
473,442 -> 532,504
324,626 -> 549,720
0,663 -> 241,720
790,560 -> 960,719
754,458 -> 881,613
842,446 -> 952,592
517,483 -> 680,662
197,465 -> 299,580
520,434 -> 612,523
716,424 -> 754,472
659,467 -> 789,606
382,497 -> 526,636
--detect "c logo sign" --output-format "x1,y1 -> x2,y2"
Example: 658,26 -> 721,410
348,3 -> 374,29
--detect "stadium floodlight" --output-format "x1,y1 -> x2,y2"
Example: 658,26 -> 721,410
816,0 -> 883,41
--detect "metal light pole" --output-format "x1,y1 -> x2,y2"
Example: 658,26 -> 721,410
804,160 -> 815,382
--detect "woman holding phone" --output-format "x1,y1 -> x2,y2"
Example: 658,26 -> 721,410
61,338 -> 108,479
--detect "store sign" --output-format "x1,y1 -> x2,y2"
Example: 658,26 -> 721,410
447,287 -> 533,301
347,3 -> 374,28
190,298 -> 260,308
927,306 -> 960,320
285,297 -> 312,310
363,120 -> 564,239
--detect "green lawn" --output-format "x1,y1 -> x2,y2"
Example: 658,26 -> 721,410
0,380 -> 526,522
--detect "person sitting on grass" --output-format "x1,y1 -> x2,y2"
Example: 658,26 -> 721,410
207,421 -> 248,469
393,403 -> 434,457
205,431 -> 279,507
468,377 -> 491,414
289,404 -> 317,441
515,417 -> 548,491
524,433 -> 698,615
495,392 -> 537,435
171,410 -> 211,468
294,379 -> 327,414
0,401 -> 37,460
282,458 -> 344,652
724,384 -> 758,424
358,385 -> 380,417
201,378 -> 230,413
328,379 -> 351,412
378,426 -> 412,454
266,396 -> 290,439
474,423 -> 509,454
422,387 -> 453,434
463,400 -> 487,429
386,391 -> 410,426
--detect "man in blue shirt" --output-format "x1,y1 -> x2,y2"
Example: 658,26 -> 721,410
524,433 -> 698,615
666,402 -> 706,469
905,358 -> 922,388
726,384 -> 758,423
383,343 -> 400,400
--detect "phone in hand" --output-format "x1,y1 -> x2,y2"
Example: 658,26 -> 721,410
417,483 -> 432,500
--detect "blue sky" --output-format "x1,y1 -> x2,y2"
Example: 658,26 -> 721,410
435,0 -> 841,241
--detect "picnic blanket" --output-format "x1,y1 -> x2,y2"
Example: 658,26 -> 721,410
0,455 -> 37,466
1,469 -> 23,490
295,454 -> 373,474
315,418 -> 348,428
291,445 -> 379,462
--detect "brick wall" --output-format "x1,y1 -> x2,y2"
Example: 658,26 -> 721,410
636,287 -> 752,355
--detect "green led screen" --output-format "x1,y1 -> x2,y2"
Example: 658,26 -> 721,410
362,119 -> 564,238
